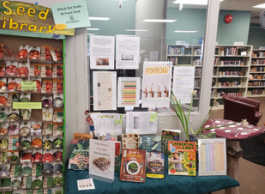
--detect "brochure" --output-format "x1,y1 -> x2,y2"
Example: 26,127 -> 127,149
68,140 -> 89,170
146,151 -> 165,179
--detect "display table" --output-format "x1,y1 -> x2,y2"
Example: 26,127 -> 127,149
65,161 -> 239,194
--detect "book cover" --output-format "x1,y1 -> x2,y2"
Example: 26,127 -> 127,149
122,133 -> 139,149
168,141 -> 196,176
68,140 -> 89,170
120,149 -> 146,183
140,136 -> 161,152
161,129 -> 181,155
146,152 -> 164,179
89,139 -> 116,180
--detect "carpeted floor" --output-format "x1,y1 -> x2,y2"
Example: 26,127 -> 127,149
211,97 -> 265,194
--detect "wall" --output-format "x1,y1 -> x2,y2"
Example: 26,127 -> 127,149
248,23 -> 265,49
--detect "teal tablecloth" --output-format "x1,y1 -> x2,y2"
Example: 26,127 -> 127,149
65,161 -> 239,194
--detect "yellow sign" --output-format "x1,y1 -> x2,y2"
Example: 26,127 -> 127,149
0,1 -> 74,35
13,102 -> 42,109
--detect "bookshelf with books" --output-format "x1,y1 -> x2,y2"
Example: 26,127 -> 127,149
211,45 -> 252,110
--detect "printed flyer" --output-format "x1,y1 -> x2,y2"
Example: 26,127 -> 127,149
89,139 -> 116,180
142,62 -> 172,107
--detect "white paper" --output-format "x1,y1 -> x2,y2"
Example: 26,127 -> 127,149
149,51 -> 158,61
90,113 -> 123,135
89,139 -> 116,180
173,66 -> 195,103
90,35 -> 115,69
93,71 -> 117,110
198,138 -> 227,176
142,62 -> 172,107
77,178 -> 95,190
126,112 -> 158,135
116,36 -> 140,69
118,77 -> 140,107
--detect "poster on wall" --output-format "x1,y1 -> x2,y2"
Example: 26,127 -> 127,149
89,139 -> 116,180
172,66 -> 195,103
142,62 -> 172,108
116,36 -> 140,69
93,71 -> 117,110
90,35 -> 115,69
118,77 -> 140,107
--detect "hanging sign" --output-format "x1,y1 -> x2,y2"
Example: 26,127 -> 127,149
0,1 -> 75,35
51,0 -> 91,29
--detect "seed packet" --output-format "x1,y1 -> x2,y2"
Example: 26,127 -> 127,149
17,79 -> 27,93
40,46 -> 52,61
53,79 -> 63,94
17,45 -> 29,60
42,96 -> 52,108
32,176 -> 43,189
42,150 -> 53,163
20,93 -> 30,102
7,78 -> 19,91
32,150 -> 42,163
28,47 -> 40,60
21,164 -> 32,177
32,163 -> 42,177
0,164 -> 10,177
53,123 -> 63,137
7,109 -> 19,122
44,188 -> 53,194
8,136 -> 19,151
42,108 -> 53,122
0,93 -> 8,107
0,123 -> 8,136
0,65 -> 5,77
0,108 -> 8,122
52,188 -> 63,194
7,151 -> 19,164
10,164 -> 22,177
50,48 -> 62,62
31,137 -> 42,149
8,122 -> 19,135
53,94 -> 63,108
11,177 -> 21,190
42,123 -> 53,136
0,138 -> 8,150
30,64 -> 41,77
43,163 -> 53,174
41,80 -> 53,94
0,78 -> 6,92
33,189 -> 44,194
22,176 -> 32,189
0,178 -> 11,188
23,190 -> 33,194
43,176 -> 53,188
53,163 -> 62,174
31,121 -> 42,136
19,122 -> 31,137
21,152 -> 32,165
53,174 -> 62,187
30,78 -> 41,93
41,65 -> 52,78
17,62 -> 29,77
7,93 -> 19,107
20,109 -> 31,121
0,152 -> 8,164
53,137 -> 63,149
53,150 -> 63,162
20,137 -> 31,151
0,44 -> 4,59
53,109 -> 63,123
6,61 -> 18,76
53,64 -> 63,78
43,137 -> 52,150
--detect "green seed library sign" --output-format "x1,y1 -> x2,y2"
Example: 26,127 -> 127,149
0,1 -> 75,35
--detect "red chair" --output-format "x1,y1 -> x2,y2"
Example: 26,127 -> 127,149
222,94 -> 262,126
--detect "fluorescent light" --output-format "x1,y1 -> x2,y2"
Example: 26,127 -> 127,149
173,0 -> 223,5
125,29 -> 149,32
174,30 -> 198,33
89,17 -> 110,21
253,3 -> 265,8
143,19 -> 176,23
87,28 -> 99,31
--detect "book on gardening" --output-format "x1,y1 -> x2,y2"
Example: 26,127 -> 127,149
146,151 -> 165,179
139,136 -> 161,152
68,140 -> 89,170
161,129 -> 181,155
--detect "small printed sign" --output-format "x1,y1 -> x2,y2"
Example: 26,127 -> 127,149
21,81 -> 37,91
13,102 -> 42,109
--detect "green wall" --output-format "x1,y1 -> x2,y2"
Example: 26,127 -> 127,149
248,23 -> 265,49
166,8 -> 251,46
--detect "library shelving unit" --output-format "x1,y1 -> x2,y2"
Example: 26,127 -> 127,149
166,44 -> 203,110
211,45 -> 252,110
248,49 -> 265,97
